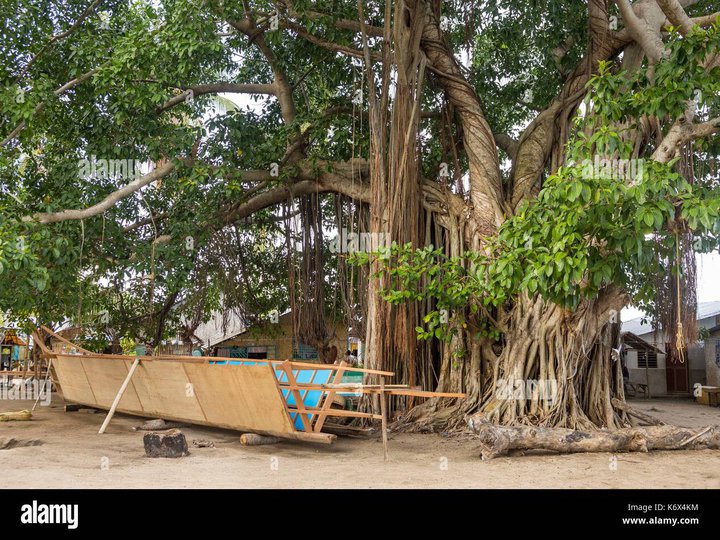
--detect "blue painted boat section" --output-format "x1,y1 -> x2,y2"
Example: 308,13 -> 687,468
208,359 -> 334,431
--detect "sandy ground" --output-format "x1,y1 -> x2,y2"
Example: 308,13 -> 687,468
0,397 -> 718,488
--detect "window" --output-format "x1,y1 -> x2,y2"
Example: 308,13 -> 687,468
215,345 -> 277,359
292,341 -> 318,360
217,346 -> 247,358
637,350 -> 658,368
715,340 -> 720,367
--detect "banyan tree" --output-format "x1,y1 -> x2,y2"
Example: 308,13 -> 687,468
1,0 -> 719,431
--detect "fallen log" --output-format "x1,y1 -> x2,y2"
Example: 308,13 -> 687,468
467,414 -> 720,459
240,433 -> 281,446
611,398 -> 665,426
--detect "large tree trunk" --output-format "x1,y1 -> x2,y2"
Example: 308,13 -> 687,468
362,0 -> 632,431
399,287 -> 629,431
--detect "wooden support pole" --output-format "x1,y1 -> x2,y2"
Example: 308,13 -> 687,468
280,361 -> 313,432
313,361 -> 347,433
380,378 -> 389,461
40,325 -> 94,354
98,357 -> 140,434
31,359 -> 52,412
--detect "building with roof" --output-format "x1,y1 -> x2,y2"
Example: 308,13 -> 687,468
621,301 -> 720,396
705,324 -> 720,388
212,311 -> 356,363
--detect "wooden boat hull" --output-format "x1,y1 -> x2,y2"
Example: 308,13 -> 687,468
52,354 -> 335,444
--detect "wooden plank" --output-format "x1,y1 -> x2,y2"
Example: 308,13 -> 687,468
80,357 -> 142,410
127,359 -> 205,422
321,423 -> 377,437
276,383 -> 465,398
369,388 -> 466,398
31,331 -> 52,355
284,407 -> 382,420
31,361 -> 52,412
184,362 -> 296,434
314,362 -> 346,433
380,379 -> 389,461
53,355 -> 97,405
280,361 -> 312,432
41,326 -> 94,354
74,353 -> 396,376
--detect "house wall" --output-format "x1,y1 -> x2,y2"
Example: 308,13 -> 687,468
633,315 -> 719,392
705,332 -> 720,387
215,316 -> 349,361
625,349 -> 667,396
687,315 -> 720,387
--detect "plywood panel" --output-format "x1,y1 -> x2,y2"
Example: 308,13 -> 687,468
79,357 -> 142,411
128,359 -> 206,422
53,355 -> 96,405
183,363 -> 295,434
52,355 -> 294,436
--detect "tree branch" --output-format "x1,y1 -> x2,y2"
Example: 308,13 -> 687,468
2,69 -> 98,147
494,133 -> 519,161
279,1 -> 385,38
284,20 -> 382,61
21,161 -> 176,224
421,12 -> 505,234
656,0 -> 695,35
156,82 -> 276,113
16,0 -> 105,79
615,0 -> 667,61
690,12 -> 720,28
511,0 -> 630,209
218,160 -> 370,224
652,116 -> 720,163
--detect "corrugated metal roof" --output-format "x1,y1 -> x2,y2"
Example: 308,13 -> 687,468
191,311 -> 247,348
622,301 -> 720,336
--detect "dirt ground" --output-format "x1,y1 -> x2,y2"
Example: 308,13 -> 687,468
0,397 -> 718,488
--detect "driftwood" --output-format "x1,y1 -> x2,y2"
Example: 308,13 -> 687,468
467,414 -> 720,459
0,437 -> 42,450
192,439 -> 215,448
0,410 -> 32,422
132,419 -> 185,431
240,433 -> 281,446
611,398 -> 665,426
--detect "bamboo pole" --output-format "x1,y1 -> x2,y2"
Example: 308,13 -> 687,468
98,358 -> 140,434
380,378 -> 388,461
31,360 -> 52,412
